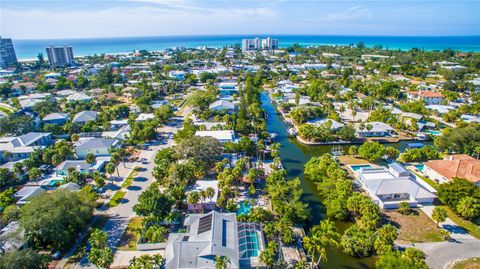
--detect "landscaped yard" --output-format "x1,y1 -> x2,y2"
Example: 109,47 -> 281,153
108,190 -> 126,208
121,167 -> 139,188
451,258 -> 480,269
117,217 -> 142,251
383,209 -> 444,243
442,206 -> 480,240
337,155 -> 370,165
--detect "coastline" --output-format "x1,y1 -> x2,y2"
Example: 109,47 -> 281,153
12,34 -> 480,60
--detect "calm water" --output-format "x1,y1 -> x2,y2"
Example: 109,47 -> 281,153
261,92 -> 435,268
13,35 -> 480,60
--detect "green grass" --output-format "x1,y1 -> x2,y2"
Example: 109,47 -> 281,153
118,217 -> 142,251
442,206 -> 480,240
121,167 -> 139,188
0,106 -> 13,114
108,190 -> 126,208
413,171 -> 439,191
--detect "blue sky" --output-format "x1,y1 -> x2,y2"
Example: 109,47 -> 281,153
1,0 -> 479,39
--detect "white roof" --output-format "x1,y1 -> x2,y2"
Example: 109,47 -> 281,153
195,130 -> 235,141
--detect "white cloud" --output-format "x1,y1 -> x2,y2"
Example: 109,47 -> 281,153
324,5 -> 370,21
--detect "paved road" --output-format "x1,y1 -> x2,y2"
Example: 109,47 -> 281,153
397,206 -> 480,269
75,126 -> 179,268
403,239 -> 480,269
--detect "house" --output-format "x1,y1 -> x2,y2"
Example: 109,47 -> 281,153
460,114 -> 480,123
42,112 -> 69,125
307,118 -> 344,130
209,100 -> 236,113
195,130 -> 236,143
424,155 -> 480,186
19,98 -> 43,109
56,156 -> 110,175
136,113 -> 155,122
0,132 -> 52,163
13,185 -> 47,206
408,90 -> 445,105
186,180 -> 219,212
74,138 -> 118,159
356,163 -> 436,209
0,221 -> 24,252
164,211 -> 265,269
425,105 -> 455,115
354,122 -> 395,137
169,70 -> 186,81
67,92 -> 91,102
73,110 -> 98,124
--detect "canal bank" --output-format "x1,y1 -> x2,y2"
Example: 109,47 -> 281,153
261,92 -> 435,268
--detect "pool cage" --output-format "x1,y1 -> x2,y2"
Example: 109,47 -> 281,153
238,222 -> 265,268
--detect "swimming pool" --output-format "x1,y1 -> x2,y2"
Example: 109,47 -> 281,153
237,201 -> 252,216
238,223 -> 262,258
350,164 -> 373,171
414,164 -> 424,171
48,179 -> 64,186
426,130 -> 442,136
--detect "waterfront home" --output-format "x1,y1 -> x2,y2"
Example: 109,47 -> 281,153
425,104 -> 455,115
164,211 -> 265,269
408,90 -> 445,105
0,132 -> 52,163
74,138 -> 119,159
209,100 -> 236,113
186,180 -> 219,212
424,155 -> 480,186
42,112 -> 69,125
72,110 -> 98,124
307,118 -> 344,130
354,122 -> 395,137
195,130 -> 236,143
355,163 -> 436,209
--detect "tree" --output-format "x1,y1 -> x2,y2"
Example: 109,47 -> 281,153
144,225 -> 167,243
133,183 -> 174,222
128,254 -> 164,269
51,154 -> 63,176
398,202 -> 411,215
260,241 -> 278,268
348,145 -> 358,156
0,188 -> 15,210
154,105 -> 174,124
456,197 -> 480,219
205,186 -> 216,210
86,153 -> 96,168
0,249 -> 50,269
358,142 -> 385,162
376,248 -> 429,269
431,207 -> 447,227
28,167 -> 42,181
373,224 -> 398,254
215,255 -> 230,269
105,162 -> 116,184
175,136 -> 222,166
187,191 -> 201,213
88,229 -> 113,269
303,219 -> 340,267
20,189 -> 95,251
437,178 -> 479,209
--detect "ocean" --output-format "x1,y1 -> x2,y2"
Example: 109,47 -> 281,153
12,35 -> 480,60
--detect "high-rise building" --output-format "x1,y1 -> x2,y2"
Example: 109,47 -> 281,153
261,37 -> 279,50
241,38 -> 261,51
242,37 -> 278,51
0,37 -> 18,69
46,45 -> 75,67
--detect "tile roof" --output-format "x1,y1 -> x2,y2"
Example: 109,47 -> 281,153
425,155 -> 480,183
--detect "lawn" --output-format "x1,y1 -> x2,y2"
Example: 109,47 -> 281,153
121,167 -> 139,188
108,190 -> 126,208
117,217 -> 142,251
337,155 -> 370,165
442,206 -> 480,240
383,209 -> 444,243
411,171 -> 439,191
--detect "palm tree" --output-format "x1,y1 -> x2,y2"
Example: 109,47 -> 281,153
215,255 -> 230,269
86,153 -> 96,173
13,162 -> 24,177
187,191 -> 200,213
144,225 -> 167,243
52,154 -> 63,176
205,186 -> 216,210
105,162 -> 116,184
303,219 -> 340,268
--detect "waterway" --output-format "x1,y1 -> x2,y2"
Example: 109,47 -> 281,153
261,92 -> 432,268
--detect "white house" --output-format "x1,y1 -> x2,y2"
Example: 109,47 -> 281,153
209,100 -> 236,113
73,110 -> 98,124
74,138 -> 119,159
195,130 -> 236,143
354,122 -> 395,137
408,90 -> 445,105
356,163 -> 436,209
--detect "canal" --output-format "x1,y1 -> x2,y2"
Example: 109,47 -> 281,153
261,92 -> 431,268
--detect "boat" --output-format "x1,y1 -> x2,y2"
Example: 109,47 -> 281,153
288,128 -> 297,137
